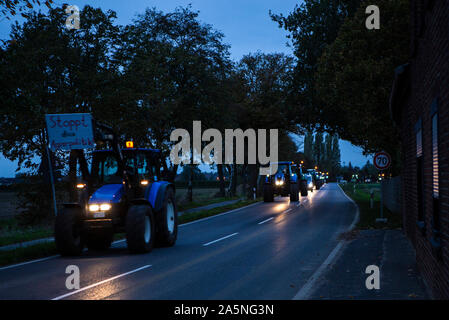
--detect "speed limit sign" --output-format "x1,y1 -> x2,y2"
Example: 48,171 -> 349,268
373,151 -> 391,170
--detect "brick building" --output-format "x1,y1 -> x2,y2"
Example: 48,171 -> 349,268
390,0 -> 449,298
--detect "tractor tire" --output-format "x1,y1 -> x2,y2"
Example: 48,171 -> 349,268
263,184 -> 274,202
300,181 -> 308,197
290,183 -> 299,202
126,204 -> 155,253
155,188 -> 178,247
55,207 -> 85,256
86,231 -> 113,251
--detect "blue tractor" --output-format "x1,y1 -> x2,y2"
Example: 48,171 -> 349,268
263,161 -> 299,202
292,163 -> 309,197
54,122 -> 177,255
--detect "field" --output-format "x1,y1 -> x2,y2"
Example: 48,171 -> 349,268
0,192 -> 20,219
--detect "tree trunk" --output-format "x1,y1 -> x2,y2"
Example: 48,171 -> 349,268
247,164 -> 259,198
187,165 -> 193,202
217,164 -> 225,197
229,164 -> 237,196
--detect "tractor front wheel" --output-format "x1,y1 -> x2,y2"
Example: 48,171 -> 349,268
126,205 -> 155,253
290,183 -> 299,202
300,181 -> 308,197
55,207 -> 85,256
155,188 -> 178,247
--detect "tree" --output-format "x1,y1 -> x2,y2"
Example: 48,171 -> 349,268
115,6 -> 232,182
315,0 -> 409,160
0,6 -> 120,171
313,132 -> 324,167
232,52 -> 298,197
0,6 -> 122,216
331,135 -> 341,174
303,130 -> 314,166
270,0 -> 361,129
0,0 -> 53,20
177,165 -> 205,182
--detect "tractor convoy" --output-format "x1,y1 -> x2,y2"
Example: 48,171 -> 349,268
53,118 -> 326,255
263,161 -> 327,202
55,121 -> 178,256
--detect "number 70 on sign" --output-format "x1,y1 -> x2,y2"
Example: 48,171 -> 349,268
373,151 -> 391,170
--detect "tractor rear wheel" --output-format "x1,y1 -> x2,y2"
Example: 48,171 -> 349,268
155,188 -> 178,247
263,184 -> 274,202
55,207 -> 85,256
126,205 -> 155,253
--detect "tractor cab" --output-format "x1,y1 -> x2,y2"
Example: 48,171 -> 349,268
91,148 -> 161,187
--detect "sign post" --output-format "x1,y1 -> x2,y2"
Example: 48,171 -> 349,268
45,113 -> 95,215
44,130 -> 58,217
373,151 -> 391,223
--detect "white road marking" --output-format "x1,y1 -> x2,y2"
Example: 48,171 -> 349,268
0,255 -> 60,271
180,202 -> 261,227
0,238 -> 127,272
283,208 -> 292,214
203,233 -> 238,247
51,265 -> 152,300
258,217 -> 274,225
292,183 -> 360,300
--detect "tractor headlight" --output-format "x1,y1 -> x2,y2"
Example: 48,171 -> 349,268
100,203 -> 112,211
89,203 -> 112,212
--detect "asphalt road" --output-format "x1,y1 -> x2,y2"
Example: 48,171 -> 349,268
0,183 -> 357,300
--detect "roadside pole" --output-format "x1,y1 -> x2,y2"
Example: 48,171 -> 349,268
45,129 -> 58,216
373,151 -> 391,224
377,171 -> 386,223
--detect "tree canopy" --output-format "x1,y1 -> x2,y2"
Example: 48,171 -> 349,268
315,0 -> 409,157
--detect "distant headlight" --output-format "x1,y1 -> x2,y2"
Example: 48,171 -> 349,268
275,180 -> 284,186
89,203 -> 111,212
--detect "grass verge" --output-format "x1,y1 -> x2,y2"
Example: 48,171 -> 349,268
0,218 -> 53,247
178,198 -> 261,224
339,183 -> 402,229
0,242 -> 57,267
177,196 -> 239,212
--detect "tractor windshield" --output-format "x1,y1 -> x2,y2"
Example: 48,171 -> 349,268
92,152 -> 123,184
275,164 -> 289,175
92,150 -> 160,185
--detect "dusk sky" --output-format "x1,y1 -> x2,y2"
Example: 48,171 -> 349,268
0,0 -> 371,177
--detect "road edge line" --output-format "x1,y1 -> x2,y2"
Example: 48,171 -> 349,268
202,232 -> 239,247
292,183 -> 360,300
179,201 -> 262,227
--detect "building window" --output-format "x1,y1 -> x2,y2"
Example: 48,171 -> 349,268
430,99 -> 441,254
415,118 -> 425,232
432,111 -> 439,198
